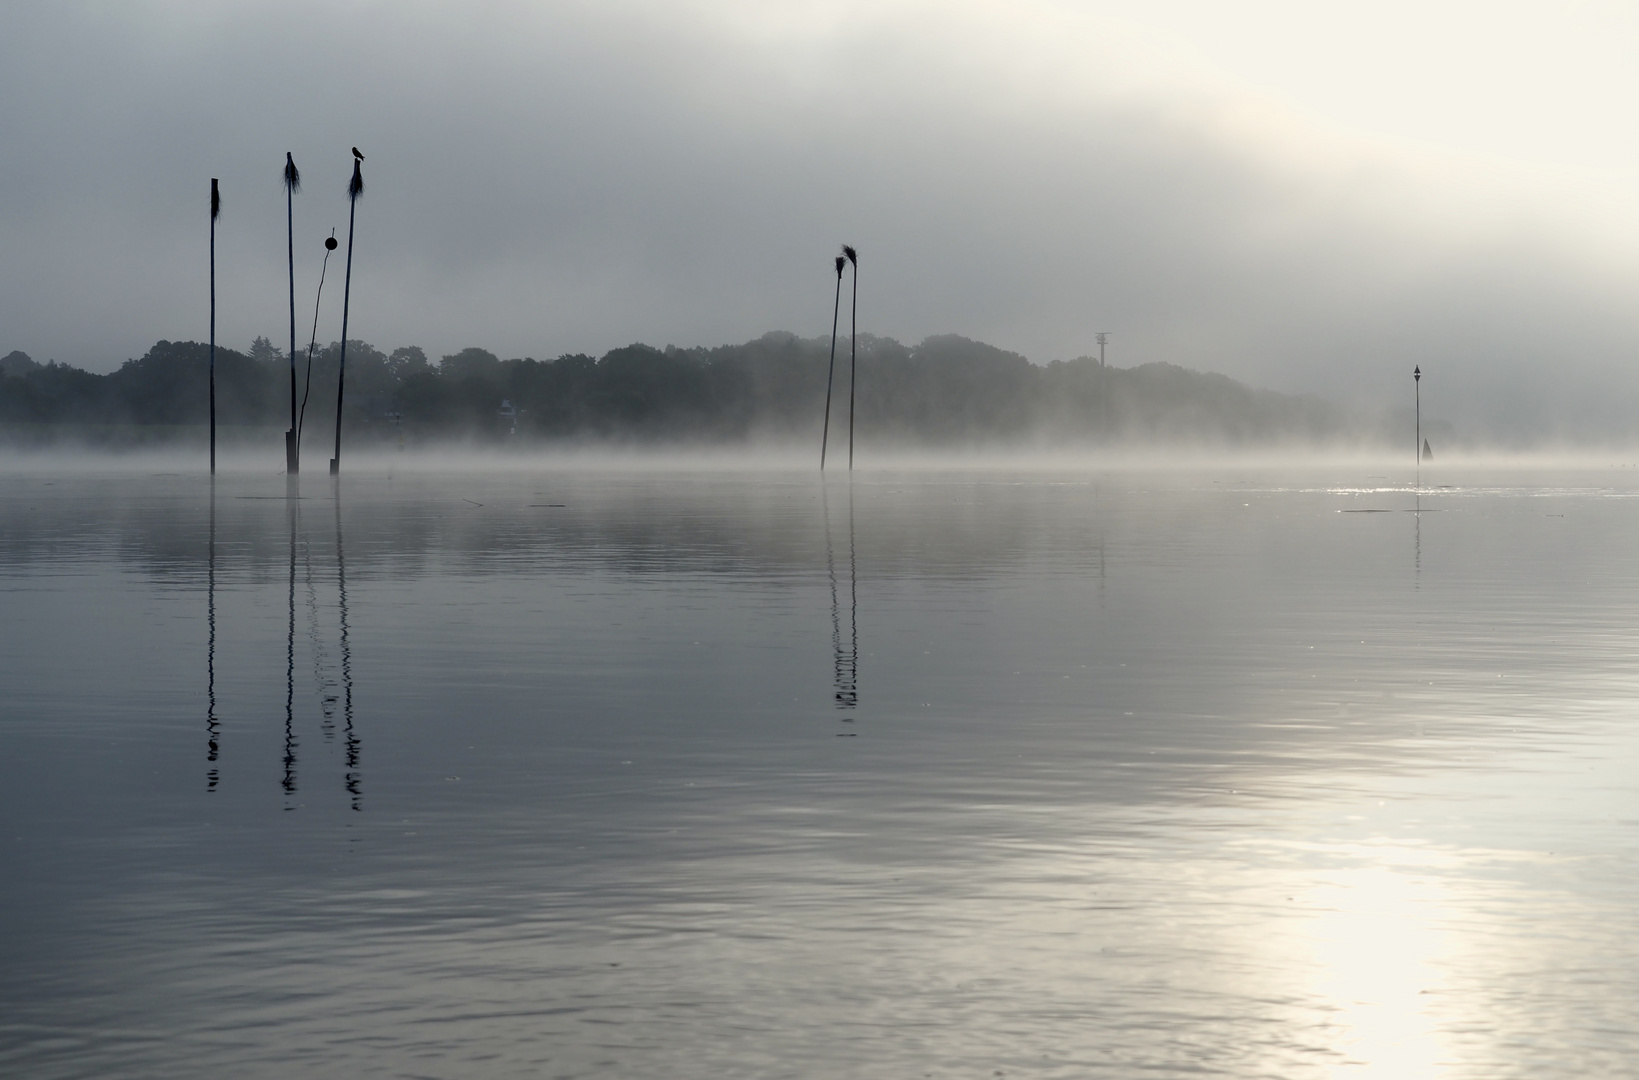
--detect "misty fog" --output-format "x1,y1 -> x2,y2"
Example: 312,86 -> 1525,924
4,332 -> 1443,454
4,2 -> 1639,446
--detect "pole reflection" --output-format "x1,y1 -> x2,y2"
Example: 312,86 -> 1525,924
284,481 -> 299,802
274,479 -> 362,808
206,480 -> 219,792
336,484 -> 360,810
303,493 -> 330,752
823,483 -> 859,718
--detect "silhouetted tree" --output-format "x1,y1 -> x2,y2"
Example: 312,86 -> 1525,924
0,331 -> 1382,448
385,346 -> 431,381
0,351 -> 39,378
249,336 -> 279,367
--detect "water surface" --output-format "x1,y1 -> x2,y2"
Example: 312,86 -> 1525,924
3,464 -> 1638,1078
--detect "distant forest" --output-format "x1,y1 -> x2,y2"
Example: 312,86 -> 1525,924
0,333 -> 1387,447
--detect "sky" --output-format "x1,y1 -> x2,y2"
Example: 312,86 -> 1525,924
4,0 -> 1639,439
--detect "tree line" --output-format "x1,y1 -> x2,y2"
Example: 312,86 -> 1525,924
0,332 -> 1368,447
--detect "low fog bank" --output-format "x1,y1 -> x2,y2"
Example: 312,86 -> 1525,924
10,2 -> 1639,455
1,332 -> 1483,456
7,462 -> 1639,602
8,440 -> 1639,480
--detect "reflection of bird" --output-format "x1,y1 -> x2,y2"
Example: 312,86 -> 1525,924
352,147 -> 364,160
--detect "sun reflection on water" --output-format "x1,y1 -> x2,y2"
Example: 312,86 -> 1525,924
1305,858 -> 1450,1078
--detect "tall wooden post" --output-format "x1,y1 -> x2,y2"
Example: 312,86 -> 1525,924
332,157 -> 363,476
210,178 -> 219,475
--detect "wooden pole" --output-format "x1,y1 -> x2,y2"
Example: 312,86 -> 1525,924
332,158 -> 362,476
845,246 -> 858,471
821,255 -> 843,470
286,154 -> 300,473
210,179 -> 219,475
1097,332 -> 1109,435
1414,366 -> 1422,482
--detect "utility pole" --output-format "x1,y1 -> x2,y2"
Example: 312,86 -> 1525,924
1096,332 -> 1110,435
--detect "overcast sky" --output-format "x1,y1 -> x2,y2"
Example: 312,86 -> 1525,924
5,0 -> 1639,437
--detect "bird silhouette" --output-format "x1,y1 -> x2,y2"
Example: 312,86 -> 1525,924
352,147 -> 364,160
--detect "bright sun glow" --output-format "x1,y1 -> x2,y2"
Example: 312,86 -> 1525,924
1305,859 -> 1451,1077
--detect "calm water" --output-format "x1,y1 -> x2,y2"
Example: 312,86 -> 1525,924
3,463 -> 1639,1078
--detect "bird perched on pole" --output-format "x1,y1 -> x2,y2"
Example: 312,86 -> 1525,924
331,152 -> 364,475
820,254 -> 845,470
283,152 -> 301,473
842,245 -> 859,470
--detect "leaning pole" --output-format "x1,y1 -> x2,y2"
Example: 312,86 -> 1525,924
331,154 -> 363,476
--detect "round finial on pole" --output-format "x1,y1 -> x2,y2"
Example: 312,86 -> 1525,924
1413,366 -> 1422,473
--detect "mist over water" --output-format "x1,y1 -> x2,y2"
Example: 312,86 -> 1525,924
6,443 -> 1639,477
3,0 -> 1637,1069
6,0 -> 1639,1069
10,3 -> 1639,440
3,461 -> 1639,1076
